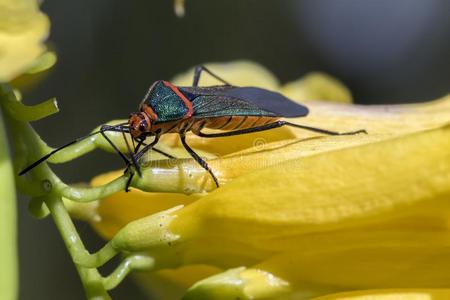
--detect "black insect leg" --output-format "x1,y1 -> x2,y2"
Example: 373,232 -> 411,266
134,136 -> 177,159
128,136 -> 177,192
193,121 -> 367,138
125,172 -> 134,193
133,137 -> 146,153
133,135 -> 161,162
284,122 -> 367,136
124,133 -> 161,175
179,133 -> 219,187
126,136 -> 177,192
192,65 -> 232,87
121,130 -> 142,177
153,148 -> 176,159
100,125 -> 132,166
123,134 -> 161,191
122,137 -> 144,192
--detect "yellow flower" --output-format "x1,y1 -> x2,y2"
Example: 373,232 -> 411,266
0,1 -> 50,298
0,0 -> 50,82
86,62 -> 450,300
313,289 -> 450,300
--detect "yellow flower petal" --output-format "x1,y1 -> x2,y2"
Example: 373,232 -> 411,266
100,119 -> 449,299
91,99 -> 450,250
10,51 -> 57,91
281,72 -> 353,104
85,62 -> 450,299
168,124 -> 450,255
171,60 -> 280,89
0,0 -> 50,81
255,242 -> 450,292
312,289 -> 450,300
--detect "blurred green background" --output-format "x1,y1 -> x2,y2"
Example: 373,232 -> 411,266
18,0 -> 449,299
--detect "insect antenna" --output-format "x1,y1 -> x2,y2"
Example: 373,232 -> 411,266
19,122 -> 129,176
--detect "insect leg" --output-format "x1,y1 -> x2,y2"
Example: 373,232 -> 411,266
283,122 -> 367,136
134,135 -> 161,161
99,125 -> 132,166
125,172 -> 134,192
193,121 -> 367,138
193,121 -> 285,138
192,65 -> 232,87
124,134 -> 162,191
121,130 -> 142,177
133,137 -> 146,153
179,133 -> 219,187
124,134 -> 161,174
153,148 -> 176,159
134,136 -> 176,159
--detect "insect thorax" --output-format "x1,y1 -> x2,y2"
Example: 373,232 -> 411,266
140,80 -> 191,122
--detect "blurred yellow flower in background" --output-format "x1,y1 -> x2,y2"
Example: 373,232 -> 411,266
85,61 -> 450,300
0,0 -> 50,82
0,1 -> 50,299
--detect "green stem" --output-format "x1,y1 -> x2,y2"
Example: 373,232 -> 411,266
56,175 -> 130,202
45,196 -> 111,299
0,84 -> 58,122
1,83 -> 156,298
103,254 -> 155,290
28,196 -> 50,219
0,84 -> 114,299
7,110 -> 130,201
0,105 -> 17,300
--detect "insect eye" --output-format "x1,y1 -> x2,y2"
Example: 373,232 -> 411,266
139,123 -> 146,131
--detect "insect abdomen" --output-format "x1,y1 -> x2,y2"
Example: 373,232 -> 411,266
201,116 -> 279,131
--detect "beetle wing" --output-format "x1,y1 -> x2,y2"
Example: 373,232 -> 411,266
180,86 -> 309,118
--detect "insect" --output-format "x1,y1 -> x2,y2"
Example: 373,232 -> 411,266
20,66 -> 366,190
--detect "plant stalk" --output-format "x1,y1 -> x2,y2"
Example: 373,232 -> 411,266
0,98 -> 18,300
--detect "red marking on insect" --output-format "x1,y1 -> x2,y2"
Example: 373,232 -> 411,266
142,104 -> 158,121
162,80 -> 193,118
